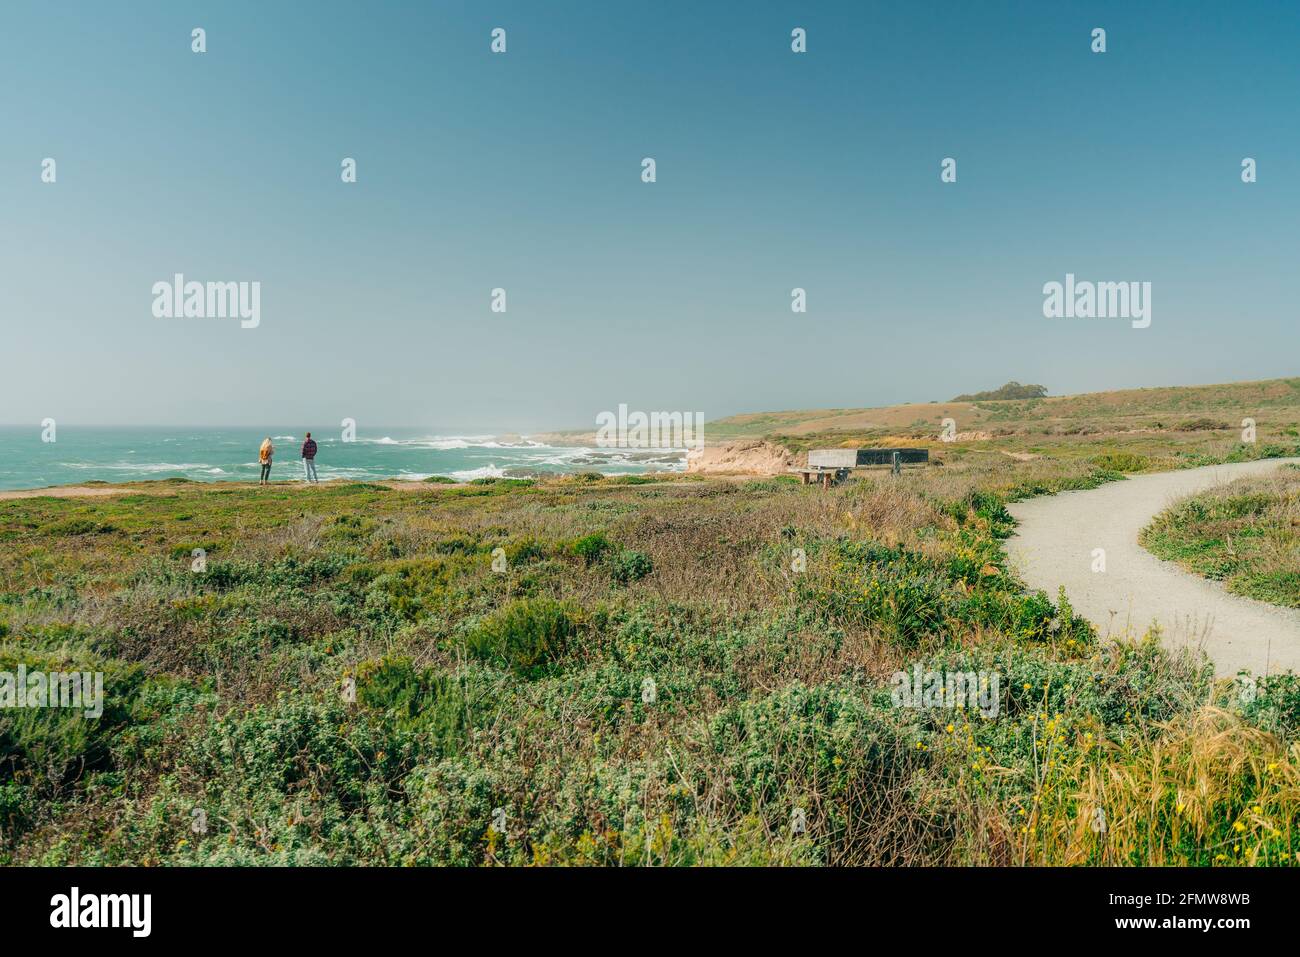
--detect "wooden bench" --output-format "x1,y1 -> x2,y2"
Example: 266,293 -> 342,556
790,448 -> 929,488
790,466 -> 852,489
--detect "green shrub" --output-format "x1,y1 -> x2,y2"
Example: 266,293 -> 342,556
811,540 -> 953,647
0,647 -> 151,840
943,490 -> 1014,535
504,537 -> 548,564
466,598 -> 580,675
1239,673 -> 1300,740
571,533 -> 611,567
356,657 -> 475,753
610,550 -> 653,585
855,565 -> 952,647
1090,452 -> 1151,473
360,558 -> 459,623
176,554 -> 356,593
138,693 -> 417,864
959,588 -> 1058,641
699,682 -> 926,864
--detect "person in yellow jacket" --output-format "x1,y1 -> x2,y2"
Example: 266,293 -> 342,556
258,438 -> 274,485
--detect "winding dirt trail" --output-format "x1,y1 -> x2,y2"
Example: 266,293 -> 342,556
1005,459 -> 1300,677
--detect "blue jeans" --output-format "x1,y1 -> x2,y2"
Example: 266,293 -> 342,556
303,458 -> 318,482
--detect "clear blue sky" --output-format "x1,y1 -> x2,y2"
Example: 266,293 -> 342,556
2,0 -> 1297,430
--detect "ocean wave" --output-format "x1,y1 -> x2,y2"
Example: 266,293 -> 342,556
310,465 -> 390,480
516,446 -> 687,470
355,434 -> 538,451
8,428 -> 678,491
63,461 -> 224,474
450,464 -> 506,481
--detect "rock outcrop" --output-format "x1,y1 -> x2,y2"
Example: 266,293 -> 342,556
685,439 -> 801,475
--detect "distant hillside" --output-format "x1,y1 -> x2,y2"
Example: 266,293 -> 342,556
706,377 -> 1300,450
951,381 -> 1048,402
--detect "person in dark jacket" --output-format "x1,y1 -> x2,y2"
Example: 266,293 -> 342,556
301,432 -> 319,483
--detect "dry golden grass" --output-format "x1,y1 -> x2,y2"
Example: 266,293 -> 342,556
1024,702 -> 1300,866
711,375 -> 1300,441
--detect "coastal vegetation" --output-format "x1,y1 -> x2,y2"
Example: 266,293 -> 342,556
1142,467 -> 1300,609
2,379 -> 1299,866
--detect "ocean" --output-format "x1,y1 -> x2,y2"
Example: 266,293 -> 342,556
0,426 -> 686,491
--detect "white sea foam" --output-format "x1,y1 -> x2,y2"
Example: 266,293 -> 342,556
64,461 -> 220,474
311,466 -> 388,480
524,446 -> 687,471
5,427 -> 671,492
450,465 -> 506,481
358,434 -> 517,451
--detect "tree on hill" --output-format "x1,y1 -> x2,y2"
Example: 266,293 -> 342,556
951,381 -> 1048,402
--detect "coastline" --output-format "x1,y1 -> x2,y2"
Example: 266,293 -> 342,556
0,471 -> 695,502
0,426 -> 692,492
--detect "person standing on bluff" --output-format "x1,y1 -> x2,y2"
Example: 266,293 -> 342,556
301,432 -> 319,483
258,437 -> 274,485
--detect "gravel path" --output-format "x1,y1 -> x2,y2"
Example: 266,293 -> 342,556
1006,458 -> 1300,677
